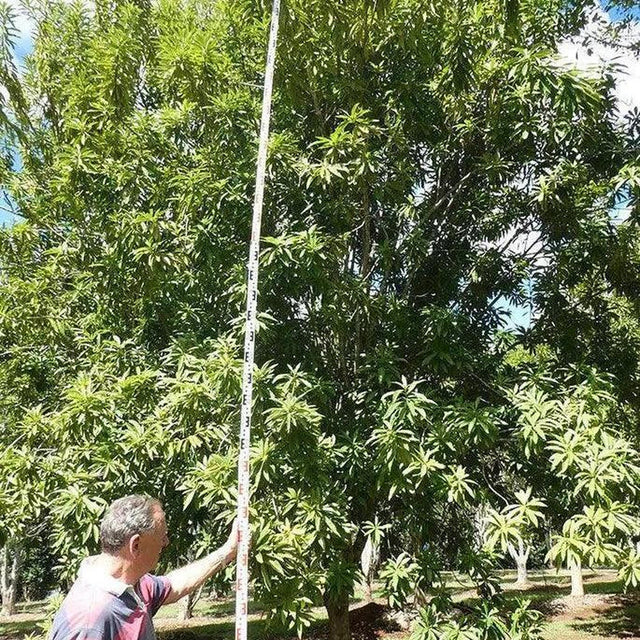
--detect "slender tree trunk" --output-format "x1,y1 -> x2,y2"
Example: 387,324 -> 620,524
545,527 -> 554,569
354,184 -> 372,371
569,557 -> 584,597
508,539 -> 531,588
360,538 -> 373,602
473,503 -> 489,550
324,589 -> 351,640
177,591 -> 194,620
360,538 -> 379,602
515,554 -> 528,586
0,541 -> 23,617
176,583 -> 203,620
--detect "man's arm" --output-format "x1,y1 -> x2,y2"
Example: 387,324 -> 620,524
163,524 -> 238,605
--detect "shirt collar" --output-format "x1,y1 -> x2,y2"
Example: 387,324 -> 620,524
78,556 -> 138,601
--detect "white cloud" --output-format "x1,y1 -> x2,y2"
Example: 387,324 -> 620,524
557,6 -> 640,113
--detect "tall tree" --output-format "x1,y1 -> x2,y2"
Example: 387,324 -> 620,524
0,0 -> 639,637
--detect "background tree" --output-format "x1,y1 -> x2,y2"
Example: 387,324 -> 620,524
510,368 -> 640,596
484,488 -> 546,589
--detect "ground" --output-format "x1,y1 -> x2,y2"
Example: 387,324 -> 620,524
1,570 -> 638,640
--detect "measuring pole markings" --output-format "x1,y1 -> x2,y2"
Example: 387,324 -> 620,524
234,2 -> 281,640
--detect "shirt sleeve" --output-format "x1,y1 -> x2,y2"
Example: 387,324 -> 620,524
138,574 -> 172,616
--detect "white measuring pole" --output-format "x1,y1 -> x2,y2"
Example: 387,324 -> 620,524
235,2 -> 281,640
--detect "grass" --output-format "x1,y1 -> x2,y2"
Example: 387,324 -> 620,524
0,617 -> 43,640
539,593 -> 640,640
540,598 -> 640,640
1,571 -> 639,640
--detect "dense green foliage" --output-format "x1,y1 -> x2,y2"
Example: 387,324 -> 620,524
0,0 -> 639,637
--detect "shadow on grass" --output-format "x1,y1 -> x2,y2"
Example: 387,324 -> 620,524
460,583 -> 568,616
583,580 -> 626,596
159,618 -> 272,640
570,595 -> 640,639
157,614 -> 332,640
158,602 -> 394,640
0,617 -> 45,639
459,579 -> 629,621
15,603 -> 46,615
508,578 -> 623,598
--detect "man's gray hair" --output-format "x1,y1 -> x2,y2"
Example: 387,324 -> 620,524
100,495 -> 162,554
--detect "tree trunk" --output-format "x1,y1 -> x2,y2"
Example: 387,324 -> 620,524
177,591 -> 194,620
569,557 -> 584,597
324,589 -> 351,640
545,527 -> 554,569
360,538 -> 379,602
0,541 -> 23,617
508,539 -> 531,588
176,584 -> 203,620
473,503 -> 489,549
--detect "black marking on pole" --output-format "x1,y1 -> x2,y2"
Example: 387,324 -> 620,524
234,2 -> 281,640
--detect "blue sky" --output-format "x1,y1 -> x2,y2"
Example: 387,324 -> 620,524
609,4 -> 640,21
0,210 -> 16,226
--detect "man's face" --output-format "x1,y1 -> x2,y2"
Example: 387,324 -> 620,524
136,505 -> 169,573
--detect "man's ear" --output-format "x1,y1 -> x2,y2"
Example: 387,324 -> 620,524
129,534 -> 141,557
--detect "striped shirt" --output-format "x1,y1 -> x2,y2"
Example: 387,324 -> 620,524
49,557 -> 172,640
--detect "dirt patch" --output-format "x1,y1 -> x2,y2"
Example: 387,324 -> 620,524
156,602 -> 405,640
303,602 -> 405,640
350,602 -> 404,640
549,594 -> 629,621
543,592 -> 640,639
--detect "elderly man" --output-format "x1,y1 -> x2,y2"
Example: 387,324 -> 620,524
50,494 -> 237,640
